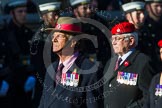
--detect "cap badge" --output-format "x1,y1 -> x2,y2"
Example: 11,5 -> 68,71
56,24 -> 61,29
117,28 -> 120,32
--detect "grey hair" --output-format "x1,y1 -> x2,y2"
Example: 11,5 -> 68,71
124,32 -> 138,47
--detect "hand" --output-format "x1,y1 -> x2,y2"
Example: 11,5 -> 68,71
24,76 -> 36,92
0,80 -> 9,96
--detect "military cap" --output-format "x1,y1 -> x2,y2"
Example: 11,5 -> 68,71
4,0 -> 27,14
158,40 -> 162,48
122,1 -> 145,13
8,0 -> 27,10
145,0 -> 162,2
39,2 -> 61,14
70,0 -> 90,7
45,17 -> 82,34
111,22 -> 136,35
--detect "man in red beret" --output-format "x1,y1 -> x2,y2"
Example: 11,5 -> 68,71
144,40 -> 162,108
104,21 -> 156,108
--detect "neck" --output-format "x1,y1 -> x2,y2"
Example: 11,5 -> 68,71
58,53 -> 73,63
160,73 -> 162,85
13,19 -> 22,27
149,13 -> 161,22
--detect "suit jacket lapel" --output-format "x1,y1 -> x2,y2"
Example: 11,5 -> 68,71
111,50 -> 140,80
47,60 -> 67,108
47,54 -> 83,107
104,55 -> 118,83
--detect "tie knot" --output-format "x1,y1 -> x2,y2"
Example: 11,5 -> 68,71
118,58 -> 122,64
58,63 -> 64,71
118,57 -> 122,62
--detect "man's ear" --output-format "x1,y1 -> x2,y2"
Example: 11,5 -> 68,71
73,8 -> 79,17
71,39 -> 77,47
129,36 -> 135,46
126,13 -> 134,24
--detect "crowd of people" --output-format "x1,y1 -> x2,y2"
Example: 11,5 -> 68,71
0,0 -> 162,108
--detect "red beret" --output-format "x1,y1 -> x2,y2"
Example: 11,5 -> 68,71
158,40 -> 162,48
111,22 -> 136,35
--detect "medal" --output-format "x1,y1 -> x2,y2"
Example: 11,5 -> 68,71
117,71 -> 121,83
61,73 -> 66,85
66,73 -> 71,86
117,72 -> 138,86
70,73 -> 75,86
123,72 -> 128,84
132,74 -> 138,85
120,72 -> 124,84
73,73 -> 79,87
126,73 -> 131,85
160,85 -> 162,96
129,73 -> 133,85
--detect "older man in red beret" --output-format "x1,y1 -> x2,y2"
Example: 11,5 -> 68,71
104,22 -> 156,108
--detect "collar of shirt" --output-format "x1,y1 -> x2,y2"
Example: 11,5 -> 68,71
59,52 -> 79,73
118,49 -> 135,65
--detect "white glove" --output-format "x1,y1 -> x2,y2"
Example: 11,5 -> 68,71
0,80 -> 9,96
24,76 -> 36,92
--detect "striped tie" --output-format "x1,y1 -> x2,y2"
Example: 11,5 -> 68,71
115,58 -> 122,70
55,63 -> 64,85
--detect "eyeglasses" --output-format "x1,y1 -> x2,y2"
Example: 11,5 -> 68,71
111,36 -> 128,42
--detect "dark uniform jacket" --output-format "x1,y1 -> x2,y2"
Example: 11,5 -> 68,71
0,27 -> 13,108
6,20 -> 34,86
104,50 -> 156,108
30,24 -> 58,108
144,64 -> 162,108
142,16 -> 162,65
0,28 -> 12,83
39,54 -> 103,108
6,20 -> 35,108
30,24 -> 50,81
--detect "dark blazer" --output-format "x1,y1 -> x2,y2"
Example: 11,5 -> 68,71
104,50 -> 156,108
144,73 -> 162,108
39,54 -> 103,108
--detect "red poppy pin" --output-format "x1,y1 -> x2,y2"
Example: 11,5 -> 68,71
124,61 -> 130,67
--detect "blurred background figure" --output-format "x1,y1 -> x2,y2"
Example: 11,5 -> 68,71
70,0 -> 111,67
145,0 -> 162,23
142,0 -> 162,67
70,0 -> 92,18
144,40 -> 162,108
145,0 -> 162,42
26,0 -> 37,13
2,0 -> 36,108
30,1 -> 61,108
0,21 -> 12,108
121,1 -> 149,57
122,1 -> 145,29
